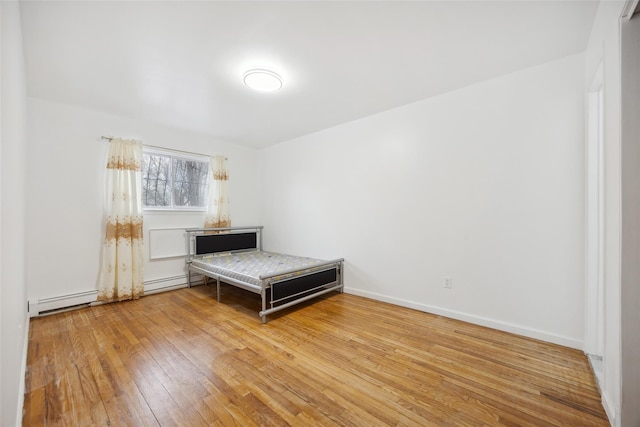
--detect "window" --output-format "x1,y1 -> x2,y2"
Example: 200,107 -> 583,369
142,149 -> 209,210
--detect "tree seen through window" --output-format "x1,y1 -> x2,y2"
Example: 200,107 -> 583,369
142,151 -> 208,209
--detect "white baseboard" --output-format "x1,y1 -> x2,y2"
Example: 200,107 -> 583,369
32,282 -> 583,350
16,312 -> 30,427
344,287 -> 583,350
144,275 -> 190,293
601,391 -> 618,427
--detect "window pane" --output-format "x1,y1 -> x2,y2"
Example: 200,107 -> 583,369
172,158 -> 209,207
143,154 -> 171,207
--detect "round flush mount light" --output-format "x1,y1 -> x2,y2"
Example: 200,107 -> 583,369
242,69 -> 283,92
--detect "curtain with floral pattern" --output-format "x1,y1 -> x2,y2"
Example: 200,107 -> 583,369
204,155 -> 230,229
97,138 -> 144,302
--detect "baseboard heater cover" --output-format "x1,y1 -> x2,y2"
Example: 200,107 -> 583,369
30,274 -> 206,316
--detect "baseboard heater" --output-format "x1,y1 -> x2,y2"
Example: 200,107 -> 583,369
29,274 -> 205,317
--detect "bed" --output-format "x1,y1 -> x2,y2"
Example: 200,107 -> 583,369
185,226 -> 344,323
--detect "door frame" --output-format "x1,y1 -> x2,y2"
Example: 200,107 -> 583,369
585,61 -> 604,357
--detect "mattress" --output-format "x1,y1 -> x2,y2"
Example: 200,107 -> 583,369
190,250 -> 329,288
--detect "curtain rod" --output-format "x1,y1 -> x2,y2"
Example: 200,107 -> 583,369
100,136 -> 227,160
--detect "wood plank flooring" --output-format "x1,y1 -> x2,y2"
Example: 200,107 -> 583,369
23,284 -> 609,426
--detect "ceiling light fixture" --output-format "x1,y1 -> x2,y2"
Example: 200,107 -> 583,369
243,69 -> 283,92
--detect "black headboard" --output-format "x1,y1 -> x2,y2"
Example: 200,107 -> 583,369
195,232 -> 258,255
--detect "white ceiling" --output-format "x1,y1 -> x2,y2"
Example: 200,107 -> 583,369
20,1 -> 599,148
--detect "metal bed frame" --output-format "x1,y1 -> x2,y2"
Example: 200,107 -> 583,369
185,226 -> 344,323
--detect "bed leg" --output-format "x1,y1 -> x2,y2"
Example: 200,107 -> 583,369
261,288 -> 267,324
216,278 -> 221,302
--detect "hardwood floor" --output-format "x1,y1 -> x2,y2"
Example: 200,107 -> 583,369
23,284 -> 609,426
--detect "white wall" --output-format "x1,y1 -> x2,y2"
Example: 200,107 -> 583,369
620,10 -> 640,427
584,1 -> 625,425
261,53 -> 586,348
26,98 -> 261,308
1,2 -> 30,426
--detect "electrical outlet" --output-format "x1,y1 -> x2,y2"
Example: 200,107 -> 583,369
444,276 -> 452,289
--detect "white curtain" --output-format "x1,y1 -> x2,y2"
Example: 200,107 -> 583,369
97,138 -> 144,302
204,155 -> 230,229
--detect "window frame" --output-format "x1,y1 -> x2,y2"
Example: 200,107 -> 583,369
142,147 -> 210,212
